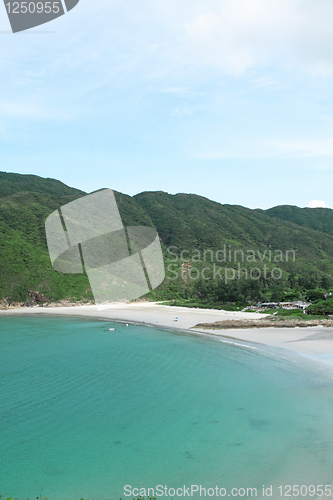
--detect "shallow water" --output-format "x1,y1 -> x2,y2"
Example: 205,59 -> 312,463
1,315 -> 333,499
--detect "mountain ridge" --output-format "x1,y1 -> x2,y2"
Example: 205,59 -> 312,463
1,171 -> 333,305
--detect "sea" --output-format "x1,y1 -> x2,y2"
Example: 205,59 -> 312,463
1,315 -> 333,500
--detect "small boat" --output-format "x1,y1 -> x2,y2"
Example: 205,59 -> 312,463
109,328 -> 115,331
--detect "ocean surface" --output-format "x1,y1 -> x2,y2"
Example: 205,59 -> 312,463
1,315 -> 333,500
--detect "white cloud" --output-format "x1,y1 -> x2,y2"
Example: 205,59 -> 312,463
184,0 -> 333,75
159,87 -> 189,94
0,100 -> 73,120
250,77 -> 278,88
197,136 -> 333,160
269,138 -> 333,158
156,87 -> 205,97
171,106 -> 193,117
307,199 -> 327,208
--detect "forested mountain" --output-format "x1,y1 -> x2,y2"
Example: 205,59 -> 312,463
1,171 -> 333,305
265,205 -> 333,236
134,191 -> 333,263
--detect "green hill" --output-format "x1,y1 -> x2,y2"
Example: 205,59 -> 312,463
135,192 -> 333,254
0,171 -> 86,199
134,191 -> 333,274
1,171 -> 333,306
265,205 -> 333,236
0,176 -> 88,304
133,191 -> 333,303
0,173 -> 158,305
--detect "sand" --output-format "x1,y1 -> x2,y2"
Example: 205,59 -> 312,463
1,301 -> 333,369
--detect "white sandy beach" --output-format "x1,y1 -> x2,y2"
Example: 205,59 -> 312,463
2,301 -> 333,369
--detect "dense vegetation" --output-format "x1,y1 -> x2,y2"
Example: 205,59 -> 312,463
265,204 -> 333,236
306,297 -> 333,316
1,171 -> 333,307
134,191 -> 333,305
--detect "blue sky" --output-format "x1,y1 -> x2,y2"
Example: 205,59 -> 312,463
1,0 -> 333,209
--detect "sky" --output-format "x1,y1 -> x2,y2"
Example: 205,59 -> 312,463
1,0 -> 333,209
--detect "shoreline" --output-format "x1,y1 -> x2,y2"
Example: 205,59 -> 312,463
2,302 -> 333,371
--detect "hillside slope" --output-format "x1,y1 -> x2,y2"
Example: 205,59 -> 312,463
0,171 -> 86,199
1,172 -> 333,305
0,173 -> 154,304
134,191 -> 333,270
265,205 -> 333,236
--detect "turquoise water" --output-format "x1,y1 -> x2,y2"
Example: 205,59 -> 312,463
1,316 -> 333,499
